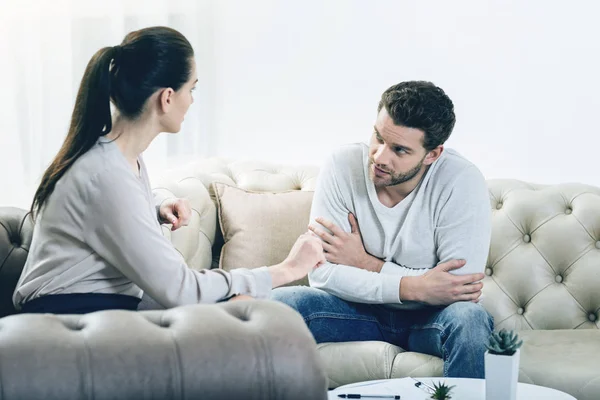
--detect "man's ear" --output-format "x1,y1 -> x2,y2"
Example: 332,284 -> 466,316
423,145 -> 444,166
159,88 -> 175,113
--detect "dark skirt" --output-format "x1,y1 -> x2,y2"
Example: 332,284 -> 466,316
21,293 -> 141,314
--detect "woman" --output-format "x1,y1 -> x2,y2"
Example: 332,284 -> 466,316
13,26 -> 324,314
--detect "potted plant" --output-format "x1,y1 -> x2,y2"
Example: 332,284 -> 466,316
485,329 -> 524,400
430,381 -> 455,399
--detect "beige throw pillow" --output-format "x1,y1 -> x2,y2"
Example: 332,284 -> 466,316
213,182 -> 314,286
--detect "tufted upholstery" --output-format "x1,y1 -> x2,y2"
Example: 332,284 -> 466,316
0,300 -> 327,400
485,180 -> 600,331
2,158 -> 599,399
150,158 -> 600,400
0,207 -> 34,317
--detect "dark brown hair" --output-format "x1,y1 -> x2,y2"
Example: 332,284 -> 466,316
378,81 -> 456,151
31,26 -> 194,217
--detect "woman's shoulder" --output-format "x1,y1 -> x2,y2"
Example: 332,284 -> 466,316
59,141 -> 131,196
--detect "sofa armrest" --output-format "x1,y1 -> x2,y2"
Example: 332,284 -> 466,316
152,176 -> 217,271
0,300 -> 327,400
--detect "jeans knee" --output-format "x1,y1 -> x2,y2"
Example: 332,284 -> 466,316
445,302 -> 494,333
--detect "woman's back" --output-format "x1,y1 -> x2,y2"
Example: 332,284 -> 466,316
13,137 -> 159,307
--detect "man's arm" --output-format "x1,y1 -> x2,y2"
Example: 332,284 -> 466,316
309,155 -> 489,306
307,154 -> 428,304
400,165 -> 491,304
434,165 -> 492,276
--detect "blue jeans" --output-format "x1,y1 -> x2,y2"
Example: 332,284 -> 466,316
271,286 -> 493,378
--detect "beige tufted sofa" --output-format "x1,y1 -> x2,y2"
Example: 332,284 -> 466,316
150,158 -> 600,400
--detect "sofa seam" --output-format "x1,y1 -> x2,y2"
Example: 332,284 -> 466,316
518,368 -> 533,384
577,375 -> 600,397
163,313 -> 184,400
562,246 -> 593,275
528,240 -> 558,275
79,316 -> 95,400
257,330 -> 274,399
0,246 -> 14,274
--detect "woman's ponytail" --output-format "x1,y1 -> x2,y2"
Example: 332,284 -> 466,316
31,46 -> 119,217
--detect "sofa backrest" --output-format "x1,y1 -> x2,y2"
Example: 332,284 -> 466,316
0,208 -> 34,317
3,158 -> 599,332
153,158 -> 600,332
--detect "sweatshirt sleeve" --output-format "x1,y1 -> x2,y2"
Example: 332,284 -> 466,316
83,170 -> 272,308
435,165 -> 492,276
307,153 -> 427,304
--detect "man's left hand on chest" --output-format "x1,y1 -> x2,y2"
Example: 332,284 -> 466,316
159,198 -> 192,231
309,213 -> 383,272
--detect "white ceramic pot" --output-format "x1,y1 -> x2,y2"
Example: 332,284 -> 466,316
485,349 -> 520,400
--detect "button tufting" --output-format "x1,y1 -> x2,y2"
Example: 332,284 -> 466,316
589,313 -> 597,322
485,268 -> 493,276
555,275 -> 563,283
496,203 -> 503,210
159,320 -> 171,328
523,234 -> 531,243
517,308 -> 524,315
596,241 -> 600,250
64,323 -> 84,331
565,207 -> 572,215
10,234 -> 21,247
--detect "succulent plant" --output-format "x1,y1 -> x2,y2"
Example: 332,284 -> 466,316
430,381 -> 455,400
486,329 -> 523,356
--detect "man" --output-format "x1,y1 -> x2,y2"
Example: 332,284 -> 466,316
271,81 -> 493,378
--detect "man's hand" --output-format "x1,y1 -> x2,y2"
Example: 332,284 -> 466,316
400,259 -> 485,305
159,198 -> 192,231
309,213 -> 384,272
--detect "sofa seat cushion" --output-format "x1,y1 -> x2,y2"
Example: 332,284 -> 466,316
518,329 -> 600,400
317,341 -> 403,388
390,352 -> 443,378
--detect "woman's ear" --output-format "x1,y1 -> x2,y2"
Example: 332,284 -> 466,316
159,88 -> 175,113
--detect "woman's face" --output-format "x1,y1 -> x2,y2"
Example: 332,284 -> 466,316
162,59 -> 197,133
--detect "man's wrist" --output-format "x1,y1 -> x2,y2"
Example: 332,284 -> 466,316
399,276 -> 421,302
362,253 -> 385,273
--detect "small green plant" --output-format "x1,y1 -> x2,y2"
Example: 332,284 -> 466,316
486,329 -> 523,356
430,381 -> 455,400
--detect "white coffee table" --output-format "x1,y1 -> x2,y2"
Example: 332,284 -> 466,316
328,377 -> 576,400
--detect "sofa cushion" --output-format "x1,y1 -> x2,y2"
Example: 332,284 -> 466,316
317,341 -> 404,388
518,329 -> 600,400
213,182 -> 314,285
390,351 -> 444,378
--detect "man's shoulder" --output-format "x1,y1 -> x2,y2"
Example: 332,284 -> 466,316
430,148 -> 486,190
328,142 -> 367,170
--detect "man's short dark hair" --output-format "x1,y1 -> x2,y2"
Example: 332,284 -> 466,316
377,81 -> 456,151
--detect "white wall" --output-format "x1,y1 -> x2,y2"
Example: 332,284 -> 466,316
204,0 -> 600,185
2,0 -> 600,210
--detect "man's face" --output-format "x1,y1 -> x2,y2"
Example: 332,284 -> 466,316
368,107 -> 429,188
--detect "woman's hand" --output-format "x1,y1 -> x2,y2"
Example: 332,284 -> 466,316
269,233 -> 326,287
159,198 -> 191,230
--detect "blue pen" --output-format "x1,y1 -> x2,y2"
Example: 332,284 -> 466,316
337,395 -> 400,399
